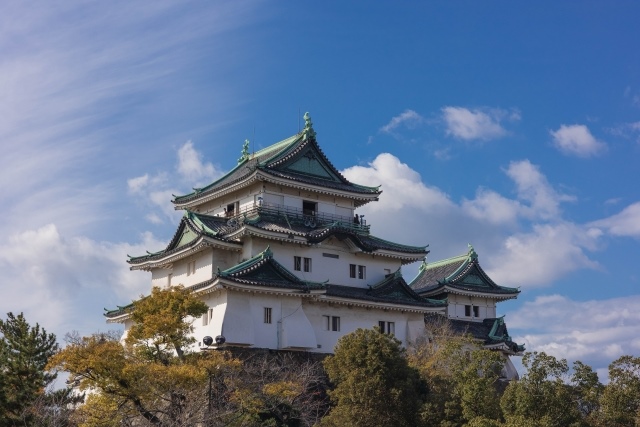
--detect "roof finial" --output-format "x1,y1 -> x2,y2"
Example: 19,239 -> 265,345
303,112 -> 316,140
468,243 -> 478,260
238,139 -> 250,164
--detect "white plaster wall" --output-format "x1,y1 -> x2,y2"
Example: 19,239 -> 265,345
198,183 -> 263,215
168,250 -> 214,288
317,202 -> 335,215
151,268 -> 172,288
263,192 -> 283,207
189,290 -> 425,354
279,298 -> 317,349
447,294 -> 497,321
283,195 -> 300,209
302,301 -> 425,352
247,236 -> 401,288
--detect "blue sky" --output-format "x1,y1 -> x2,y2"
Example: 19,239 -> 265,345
2,1 -> 639,379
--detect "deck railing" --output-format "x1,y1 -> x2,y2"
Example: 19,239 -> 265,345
224,203 -> 370,233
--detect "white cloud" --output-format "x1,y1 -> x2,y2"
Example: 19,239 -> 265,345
177,140 -> 220,184
342,153 -> 454,214
505,160 -> 575,220
590,202 -> 640,238
127,141 -> 222,224
342,154 -> 599,289
0,224 -> 165,338
0,1 -> 261,239
550,124 -> 606,157
608,121 -> 640,143
462,189 -> 521,226
486,222 -> 601,287
379,109 -> 425,134
441,106 -> 518,141
507,294 -> 640,376
462,160 -> 575,226
127,174 -> 150,194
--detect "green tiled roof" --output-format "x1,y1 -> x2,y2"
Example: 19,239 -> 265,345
446,316 -> 525,353
219,246 -> 325,291
127,211 -> 241,265
172,114 -> 381,207
409,245 -> 519,297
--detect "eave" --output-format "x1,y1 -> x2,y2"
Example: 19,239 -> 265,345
173,169 -> 380,211
256,172 -> 380,208
484,342 -> 524,356
227,224 -> 427,263
316,295 -> 445,314
129,237 -> 241,271
420,284 -> 519,301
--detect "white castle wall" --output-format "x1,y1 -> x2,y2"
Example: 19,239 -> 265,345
245,236 -> 402,288
191,289 -> 426,353
447,293 -> 497,321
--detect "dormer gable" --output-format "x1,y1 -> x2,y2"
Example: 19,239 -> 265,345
409,244 -> 519,301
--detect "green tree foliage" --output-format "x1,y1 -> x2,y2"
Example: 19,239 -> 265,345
501,351 -> 582,427
599,355 -> 640,427
126,285 -> 208,362
321,328 -> 425,427
0,312 -> 59,426
409,316 -> 504,427
571,360 -> 603,425
49,286 -> 327,426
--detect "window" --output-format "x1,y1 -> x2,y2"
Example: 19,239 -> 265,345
202,308 -> 212,326
225,203 -> 235,217
358,265 -> 366,280
378,321 -> 395,335
187,260 -> 196,276
465,305 -> 479,318
323,253 -> 339,259
264,307 -> 272,324
384,268 -> 391,276
323,315 -> 340,331
302,200 -> 317,216
350,264 -> 366,279
167,273 -> 172,286
294,256 -> 311,272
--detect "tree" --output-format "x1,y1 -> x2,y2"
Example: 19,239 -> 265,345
408,316 -> 505,427
0,312 -> 59,426
599,355 -> 640,427
49,286 -> 327,427
321,328 -> 425,427
570,360 -> 603,425
126,285 -> 209,362
500,351 -> 581,427
49,286 -> 216,426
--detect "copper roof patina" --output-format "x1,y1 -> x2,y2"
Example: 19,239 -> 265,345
108,249 -> 444,318
409,245 -> 519,299
127,211 -> 242,266
443,315 -> 525,354
128,208 -> 428,266
217,246 -> 325,291
172,113 -> 381,208
324,269 -> 446,308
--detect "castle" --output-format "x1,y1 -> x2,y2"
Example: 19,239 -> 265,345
106,113 -> 523,378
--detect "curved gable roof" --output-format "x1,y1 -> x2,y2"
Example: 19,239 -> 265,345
409,245 -> 519,299
127,211 -> 242,267
173,114 -> 380,208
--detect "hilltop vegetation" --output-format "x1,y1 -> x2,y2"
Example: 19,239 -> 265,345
2,287 -> 640,426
